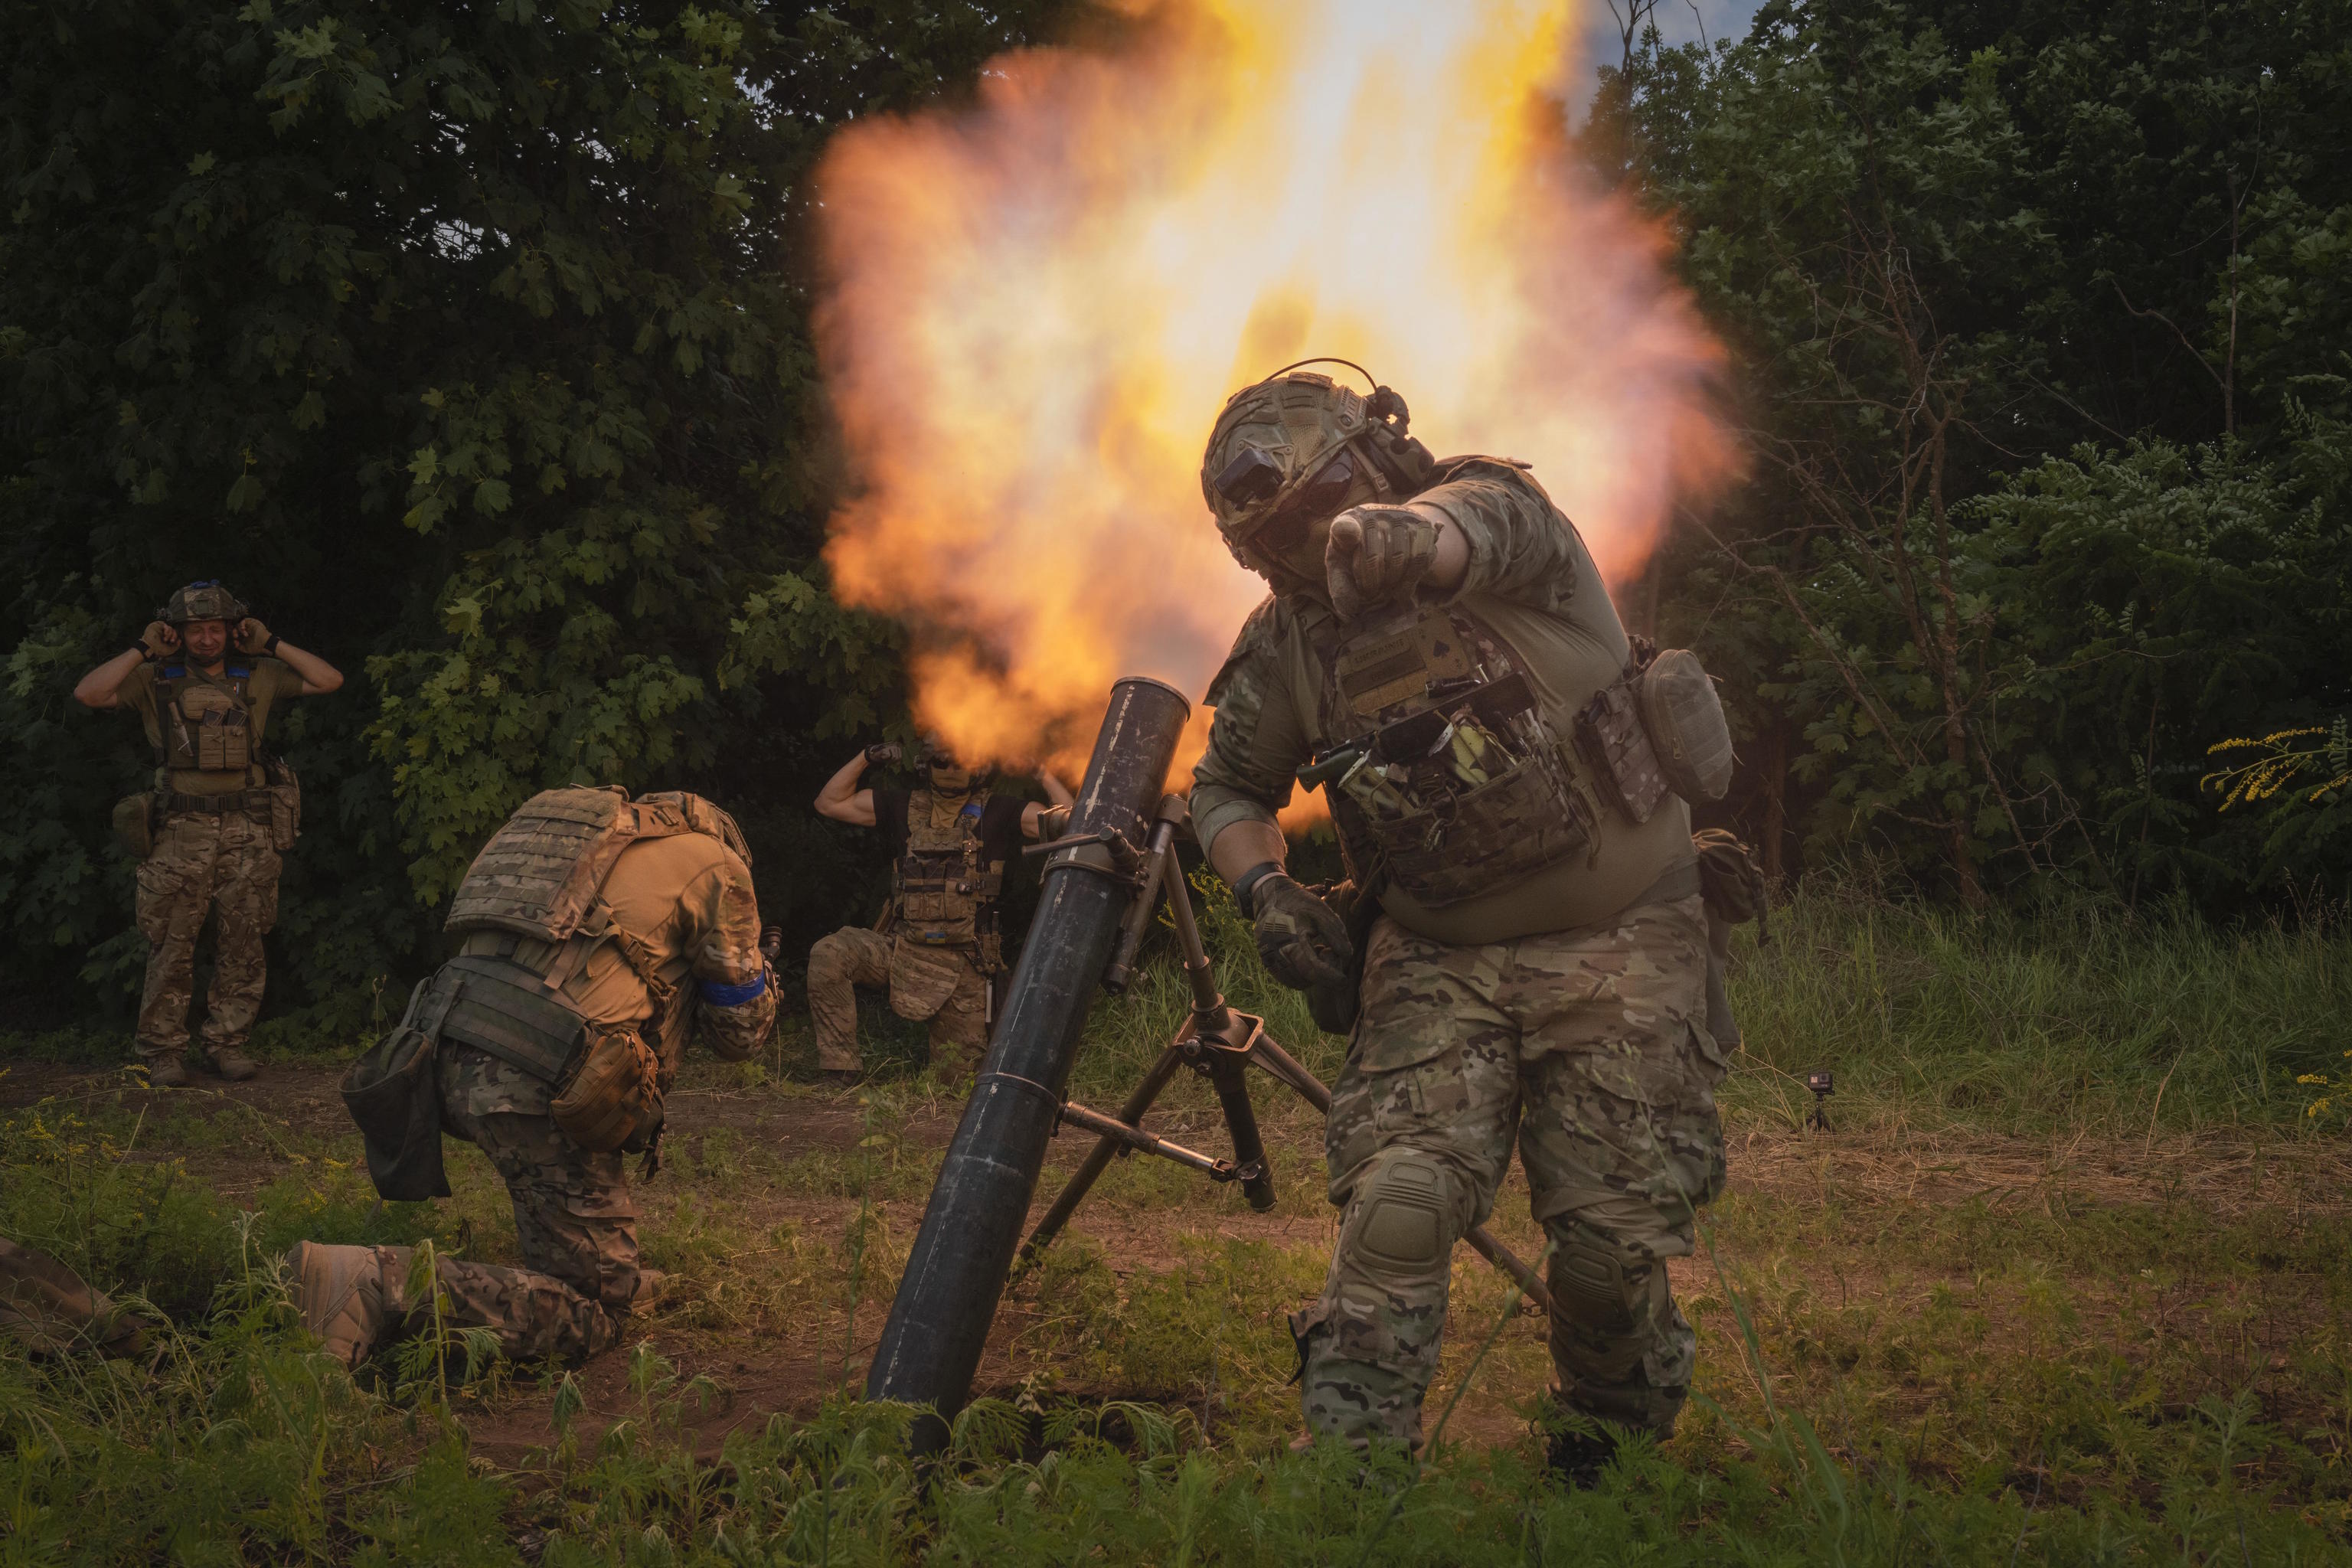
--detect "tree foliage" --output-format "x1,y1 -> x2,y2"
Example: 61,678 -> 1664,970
1599,0 -> 2352,907
0,0 -> 1070,1027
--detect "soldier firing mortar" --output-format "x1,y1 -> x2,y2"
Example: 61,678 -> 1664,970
1187,361 -> 1741,1481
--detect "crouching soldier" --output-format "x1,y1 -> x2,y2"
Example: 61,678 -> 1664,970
291,786 -> 776,1369
805,740 -> 1072,1082
71,581 -> 343,1086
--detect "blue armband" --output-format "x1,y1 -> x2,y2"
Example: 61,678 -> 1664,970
698,972 -> 768,1008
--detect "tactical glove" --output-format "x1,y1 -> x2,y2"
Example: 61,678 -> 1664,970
138,621 -> 178,659
234,617 -> 273,655
1250,872 -> 1354,991
864,742 -> 903,766
1326,503 -> 1442,621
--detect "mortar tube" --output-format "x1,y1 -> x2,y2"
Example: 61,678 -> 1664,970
864,676 -> 1191,1442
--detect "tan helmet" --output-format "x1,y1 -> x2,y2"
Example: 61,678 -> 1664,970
160,580 -> 247,626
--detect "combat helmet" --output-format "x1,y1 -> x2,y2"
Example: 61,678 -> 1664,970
1199,359 -> 1430,564
160,580 -> 247,626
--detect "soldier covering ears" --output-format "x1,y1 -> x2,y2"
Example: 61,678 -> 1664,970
73,582 -> 343,1086
807,740 -> 1073,1082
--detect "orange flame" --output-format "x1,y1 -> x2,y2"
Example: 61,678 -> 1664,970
815,0 -> 1733,816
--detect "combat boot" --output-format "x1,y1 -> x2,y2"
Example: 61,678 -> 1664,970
286,1242 -> 413,1369
1540,1391 -> 1622,1489
191,1044 -> 260,1082
139,1052 -> 189,1089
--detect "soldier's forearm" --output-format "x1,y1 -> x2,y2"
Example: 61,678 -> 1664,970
1208,819 -> 1287,886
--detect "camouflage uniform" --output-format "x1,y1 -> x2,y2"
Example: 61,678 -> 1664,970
807,926 -> 988,1076
1191,398 -> 1725,1449
1306,900 -> 1724,1442
430,814 -> 775,1361
136,808 -> 279,1066
116,653 -> 304,1075
428,1053 -> 636,1361
808,787 -> 1021,1077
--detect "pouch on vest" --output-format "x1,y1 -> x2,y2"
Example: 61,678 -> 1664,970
550,1025 -> 666,1154
1638,649 -> 1733,804
1575,672 -> 1671,825
111,793 -> 157,861
1321,612 -> 1596,910
340,978 -> 454,1201
263,756 -> 302,854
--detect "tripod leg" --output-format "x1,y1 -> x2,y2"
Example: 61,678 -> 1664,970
1015,1040 -> 1187,1270
1204,1052 -> 1276,1213
1247,1031 -> 1333,1114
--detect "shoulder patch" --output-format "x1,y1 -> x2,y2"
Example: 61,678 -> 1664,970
1205,594 -> 1285,707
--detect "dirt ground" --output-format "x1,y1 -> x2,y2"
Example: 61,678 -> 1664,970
8,1058 -> 2348,1474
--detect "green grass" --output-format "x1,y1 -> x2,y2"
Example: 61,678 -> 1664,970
1726,883 -> 2352,1134
5,877 -> 2352,1560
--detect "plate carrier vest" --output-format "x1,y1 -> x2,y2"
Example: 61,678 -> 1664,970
425,786 -> 743,1086
1314,602 -> 1599,909
152,662 -> 266,778
891,789 -> 1004,965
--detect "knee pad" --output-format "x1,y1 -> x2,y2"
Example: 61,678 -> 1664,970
1344,1153 -> 1460,1284
1547,1220 -> 1664,1338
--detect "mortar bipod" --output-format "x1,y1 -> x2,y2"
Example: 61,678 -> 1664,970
1011,795 -> 1554,1318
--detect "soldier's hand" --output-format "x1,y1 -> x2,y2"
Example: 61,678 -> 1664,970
139,620 -> 179,659
864,742 -> 902,767
1250,873 -> 1354,991
1326,504 -> 1442,621
234,616 -> 273,655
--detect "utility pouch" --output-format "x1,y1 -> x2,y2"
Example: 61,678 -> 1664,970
340,979 -> 454,1201
263,757 -> 302,853
111,793 -> 157,861
1638,649 -> 1734,804
1575,675 -> 1671,824
195,707 -> 253,773
1351,749 -> 1595,909
549,1025 -> 665,1155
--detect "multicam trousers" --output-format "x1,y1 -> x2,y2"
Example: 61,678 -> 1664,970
805,926 -> 989,1076
135,808 -> 280,1065
432,1047 -> 637,1362
1298,893 -> 1727,1448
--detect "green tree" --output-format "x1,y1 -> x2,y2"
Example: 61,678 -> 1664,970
0,0 -> 1072,1030
1603,0 -> 2352,908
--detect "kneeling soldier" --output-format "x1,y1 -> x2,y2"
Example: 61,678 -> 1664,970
292,786 -> 776,1368
72,582 -> 343,1086
806,740 -> 1071,1081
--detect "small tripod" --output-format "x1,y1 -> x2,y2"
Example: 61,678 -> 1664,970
1012,795 -> 1553,1314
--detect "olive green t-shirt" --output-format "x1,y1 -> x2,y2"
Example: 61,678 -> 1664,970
118,656 -> 301,795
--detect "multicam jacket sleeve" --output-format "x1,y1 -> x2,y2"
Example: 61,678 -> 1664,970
1410,458 -> 1580,618
1191,596 -> 1315,855
679,848 -> 776,1063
